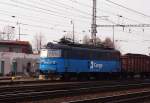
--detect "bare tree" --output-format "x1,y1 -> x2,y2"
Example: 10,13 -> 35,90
34,32 -> 45,53
95,36 -> 102,45
2,25 -> 15,40
83,35 -> 90,44
103,37 -> 115,48
64,32 -> 72,39
83,35 -> 102,45
63,31 -> 77,43
0,31 -> 5,40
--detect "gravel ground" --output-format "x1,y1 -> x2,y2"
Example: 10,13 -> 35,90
20,87 -> 150,103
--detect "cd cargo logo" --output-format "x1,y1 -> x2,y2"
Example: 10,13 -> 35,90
90,61 -> 103,70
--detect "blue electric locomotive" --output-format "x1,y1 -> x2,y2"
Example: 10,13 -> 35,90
39,42 -> 121,79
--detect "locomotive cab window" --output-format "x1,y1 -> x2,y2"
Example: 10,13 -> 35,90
40,49 -> 48,57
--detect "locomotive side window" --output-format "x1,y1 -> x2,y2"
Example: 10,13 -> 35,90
48,49 -> 61,57
60,47 -> 120,61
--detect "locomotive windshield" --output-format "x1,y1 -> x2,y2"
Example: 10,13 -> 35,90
40,49 -> 61,58
40,49 -> 48,57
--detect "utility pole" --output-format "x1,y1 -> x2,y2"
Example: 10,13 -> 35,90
12,16 -> 21,41
112,25 -> 115,44
148,47 -> 150,56
91,0 -> 97,45
73,21 -> 75,43
71,20 -> 75,43
17,22 -> 21,40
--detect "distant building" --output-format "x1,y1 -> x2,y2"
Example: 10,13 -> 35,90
0,40 -> 39,76
0,52 -> 39,76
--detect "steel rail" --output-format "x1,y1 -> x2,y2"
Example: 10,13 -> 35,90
1,82 -> 150,103
0,81 -> 150,94
64,90 -> 150,103
0,80 -> 142,93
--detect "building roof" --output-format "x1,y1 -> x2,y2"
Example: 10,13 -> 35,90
0,40 -> 31,46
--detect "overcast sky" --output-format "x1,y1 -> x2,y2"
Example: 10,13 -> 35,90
0,0 -> 150,54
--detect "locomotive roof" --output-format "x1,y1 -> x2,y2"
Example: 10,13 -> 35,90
46,42 -> 120,53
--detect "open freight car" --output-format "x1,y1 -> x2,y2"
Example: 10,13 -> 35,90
121,54 -> 150,78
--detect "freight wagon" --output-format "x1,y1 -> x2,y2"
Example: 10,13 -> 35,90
121,54 -> 150,78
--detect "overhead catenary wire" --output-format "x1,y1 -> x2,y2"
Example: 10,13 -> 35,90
70,0 -> 150,33
11,0 -> 91,21
72,0 -> 117,17
0,1 -> 91,24
7,0 -> 143,27
0,10 -> 72,28
0,9 -> 70,24
10,0 -> 73,19
0,0 -> 149,32
0,1 -> 70,20
76,0 -> 150,37
25,0 -> 91,20
70,0 -> 147,24
0,1 -> 87,23
41,0 -> 92,16
105,0 -> 150,19
3,0 -> 148,25
100,2 -> 147,24
0,1 -> 92,37
0,13 -> 90,34
0,18 -> 70,32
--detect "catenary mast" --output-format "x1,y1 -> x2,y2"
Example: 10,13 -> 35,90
91,0 -> 97,45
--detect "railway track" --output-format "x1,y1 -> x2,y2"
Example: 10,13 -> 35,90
0,79 -> 149,93
0,79 -> 62,86
1,81 -> 150,103
65,90 -> 150,103
0,78 -> 149,86
0,79 -> 125,86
